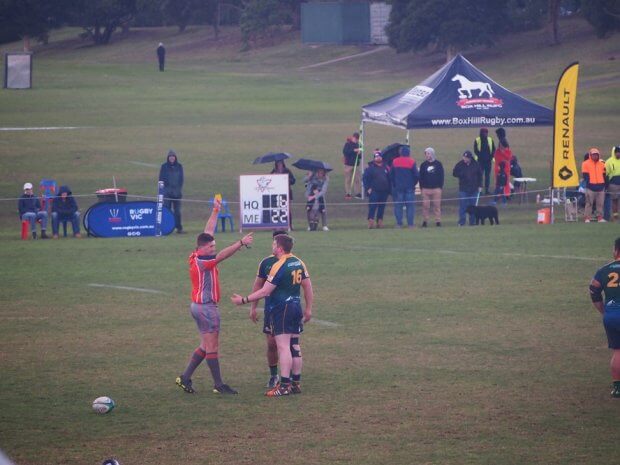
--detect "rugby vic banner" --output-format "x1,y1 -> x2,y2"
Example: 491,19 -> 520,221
552,62 -> 580,187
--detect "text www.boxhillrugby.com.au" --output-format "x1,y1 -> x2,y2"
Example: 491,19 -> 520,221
430,116 -> 537,126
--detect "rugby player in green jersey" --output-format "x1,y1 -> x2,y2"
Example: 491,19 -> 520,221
250,230 -> 288,388
232,234 -> 313,396
590,237 -> 620,398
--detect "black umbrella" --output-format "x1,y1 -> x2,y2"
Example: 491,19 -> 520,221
252,152 -> 292,165
292,159 -> 333,172
381,143 -> 409,166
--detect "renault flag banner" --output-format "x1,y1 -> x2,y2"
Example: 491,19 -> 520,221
240,174 -> 290,230
552,62 -> 580,187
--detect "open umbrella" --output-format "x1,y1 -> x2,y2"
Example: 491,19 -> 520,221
292,159 -> 333,172
252,152 -> 292,165
380,143 -> 409,166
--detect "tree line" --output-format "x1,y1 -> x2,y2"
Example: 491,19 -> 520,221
0,0 -> 617,54
0,0 -> 303,49
387,0 -> 620,60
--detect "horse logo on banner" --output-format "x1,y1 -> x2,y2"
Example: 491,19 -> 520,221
451,74 -> 494,98
451,74 -> 503,109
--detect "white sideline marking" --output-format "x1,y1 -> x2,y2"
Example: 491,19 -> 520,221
0,126 -> 86,131
312,319 -> 341,327
299,47 -> 387,70
0,316 -> 48,320
337,245 -> 603,262
129,161 -> 160,168
88,283 -> 165,294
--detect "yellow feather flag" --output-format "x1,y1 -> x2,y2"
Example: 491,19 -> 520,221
552,62 -> 579,187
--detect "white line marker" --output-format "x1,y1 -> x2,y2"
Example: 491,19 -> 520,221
312,319 -> 341,327
299,47 -> 387,70
128,161 -> 160,168
88,283 -> 165,294
0,126 -> 87,131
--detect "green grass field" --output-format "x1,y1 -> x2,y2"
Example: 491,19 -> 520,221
1,16 -> 619,465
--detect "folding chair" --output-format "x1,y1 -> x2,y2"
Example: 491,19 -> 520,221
214,197 -> 234,232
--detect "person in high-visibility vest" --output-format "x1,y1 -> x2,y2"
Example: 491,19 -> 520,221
473,127 -> 495,195
582,147 -> 607,223
606,146 -> 620,221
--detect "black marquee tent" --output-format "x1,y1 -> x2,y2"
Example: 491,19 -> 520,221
361,54 -> 553,130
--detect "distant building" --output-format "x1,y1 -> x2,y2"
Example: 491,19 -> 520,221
301,1 -> 391,45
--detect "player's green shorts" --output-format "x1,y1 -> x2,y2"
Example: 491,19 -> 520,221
268,299 -> 303,336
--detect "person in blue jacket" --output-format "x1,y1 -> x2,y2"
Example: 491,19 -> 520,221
363,152 -> 391,229
159,149 -> 185,233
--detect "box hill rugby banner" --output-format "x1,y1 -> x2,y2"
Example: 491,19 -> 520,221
84,201 -> 176,237
552,62 -> 580,188
239,174 -> 290,230
362,54 -> 553,129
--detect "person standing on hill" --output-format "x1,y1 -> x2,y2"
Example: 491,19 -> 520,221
157,43 -> 166,71
473,128 -> 495,195
589,237 -> 620,398
159,149 -> 184,233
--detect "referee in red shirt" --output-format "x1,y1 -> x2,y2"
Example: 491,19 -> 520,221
176,198 -> 253,395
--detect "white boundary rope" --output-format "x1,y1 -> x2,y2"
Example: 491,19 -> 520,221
0,188 -> 555,206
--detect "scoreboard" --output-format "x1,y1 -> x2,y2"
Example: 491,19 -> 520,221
239,174 -> 290,230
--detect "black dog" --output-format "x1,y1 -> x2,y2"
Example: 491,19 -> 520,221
465,205 -> 500,225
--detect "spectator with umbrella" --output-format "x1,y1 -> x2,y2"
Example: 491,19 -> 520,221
294,159 -> 332,232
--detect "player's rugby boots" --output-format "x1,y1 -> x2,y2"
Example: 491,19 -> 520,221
265,383 -> 291,397
213,383 -> 238,395
612,381 -> 620,398
176,376 -> 195,394
290,382 -> 301,394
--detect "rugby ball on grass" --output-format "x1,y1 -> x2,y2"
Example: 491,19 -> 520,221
92,396 -> 115,414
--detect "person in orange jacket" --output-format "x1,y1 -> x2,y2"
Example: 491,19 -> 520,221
582,147 -> 607,223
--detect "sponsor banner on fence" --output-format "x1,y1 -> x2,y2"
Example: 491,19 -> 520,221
239,174 -> 290,230
552,62 -> 580,188
84,201 -> 175,238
